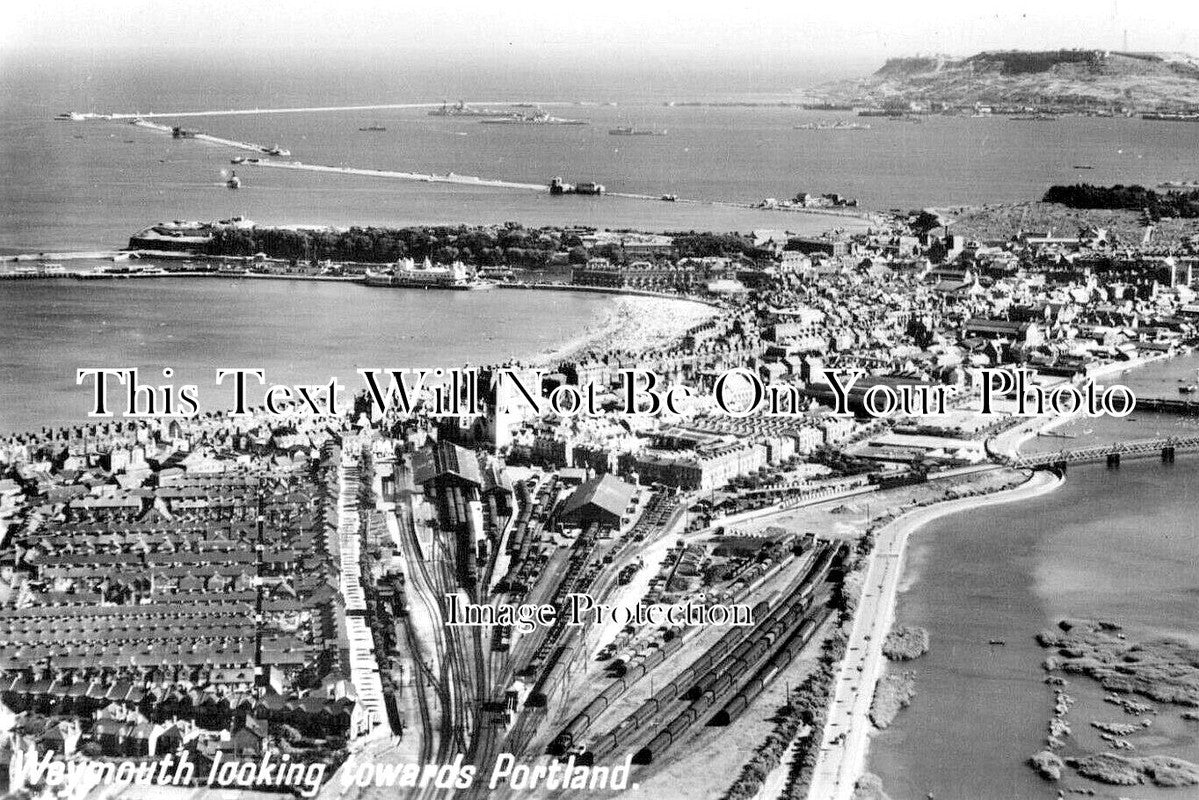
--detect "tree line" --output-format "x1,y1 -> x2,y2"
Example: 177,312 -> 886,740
204,224 -> 769,266
1043,184 -> 1199,218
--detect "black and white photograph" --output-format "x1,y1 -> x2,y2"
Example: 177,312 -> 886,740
1,2 -> 1198,798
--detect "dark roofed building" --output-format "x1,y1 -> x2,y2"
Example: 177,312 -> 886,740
963,317 -> 1044,346
412,442 -> 483,490
558,474 -> 637,528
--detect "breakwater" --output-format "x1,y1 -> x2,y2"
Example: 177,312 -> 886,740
61,101 -> 572,120
239,159 -> 876,221
244,158 -> 547,190
132,119 -> 287,155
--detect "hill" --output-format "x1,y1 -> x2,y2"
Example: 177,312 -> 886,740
811,49 -> 1199,110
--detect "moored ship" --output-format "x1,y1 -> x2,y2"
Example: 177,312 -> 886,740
481,111 -> 587,125
428,101 -> 520,118
364,258 -> 493,290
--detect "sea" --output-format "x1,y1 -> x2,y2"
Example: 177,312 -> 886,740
869,454 -> 1199,800
3,49 -> 1199,800
3,51 -> 1199,252
0,278 -> 677,435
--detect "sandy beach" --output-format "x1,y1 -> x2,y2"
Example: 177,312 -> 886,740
526,293 -> 718,368
805,468 -> 1064,800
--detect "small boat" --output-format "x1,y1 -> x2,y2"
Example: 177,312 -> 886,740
1073,164 -> 1095,170
359,125 -> 387,132
989,639 -> 1006,646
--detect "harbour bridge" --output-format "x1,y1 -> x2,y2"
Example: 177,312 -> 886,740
1003,434 -> 1199,470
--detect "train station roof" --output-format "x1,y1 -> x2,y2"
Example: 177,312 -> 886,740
559,473 -> 636,524
412,442 -> 482,488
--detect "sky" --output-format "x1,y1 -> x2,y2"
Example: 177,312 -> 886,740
3,0 -> 1197,67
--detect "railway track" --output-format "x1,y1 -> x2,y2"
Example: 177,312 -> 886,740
394,477 -> 458,770
566,543 -> 844,764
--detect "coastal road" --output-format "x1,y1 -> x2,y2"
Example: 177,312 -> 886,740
803,470 -> 1062,800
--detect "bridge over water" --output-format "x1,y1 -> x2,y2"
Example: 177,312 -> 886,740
1004,435 -> 1199,470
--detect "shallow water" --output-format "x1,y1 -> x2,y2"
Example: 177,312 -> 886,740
870,457 -> 1199,799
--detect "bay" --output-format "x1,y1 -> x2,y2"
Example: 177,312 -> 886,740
0,279 -> 671,435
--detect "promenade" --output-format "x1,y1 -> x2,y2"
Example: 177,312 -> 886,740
803,469 -> 1062,800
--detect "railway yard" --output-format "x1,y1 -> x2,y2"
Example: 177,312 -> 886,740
339,432 -> 1028,800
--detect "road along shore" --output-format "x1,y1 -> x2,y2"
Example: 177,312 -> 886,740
804,468 -> 1064,800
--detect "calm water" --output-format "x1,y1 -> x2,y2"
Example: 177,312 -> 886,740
870,457 -> 1199,800
0,279 -> 641,435
4,52 -> 1199,251
5,50 -> 1199,796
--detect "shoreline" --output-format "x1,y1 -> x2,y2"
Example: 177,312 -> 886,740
805,468 -> 1065,800
0,282 -> 717,437
819,348 -> 1190,798
525,294 -> 719,369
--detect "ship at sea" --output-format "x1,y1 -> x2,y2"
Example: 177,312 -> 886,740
364,258 -> 493,290
358,125 -> 387,132
480,111 -> 587,126
794,120 -> 870,130
608,126 -> 666,136
427,101 -> 520,119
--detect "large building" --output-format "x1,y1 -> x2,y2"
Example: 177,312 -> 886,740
557,473 -> 638,528
624,439 -> 767,492
572,258 -> 699,292
412,441 -> 483,491
786,237 -> 849,258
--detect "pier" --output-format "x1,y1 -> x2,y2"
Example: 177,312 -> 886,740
1004,435 -> 1199,470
